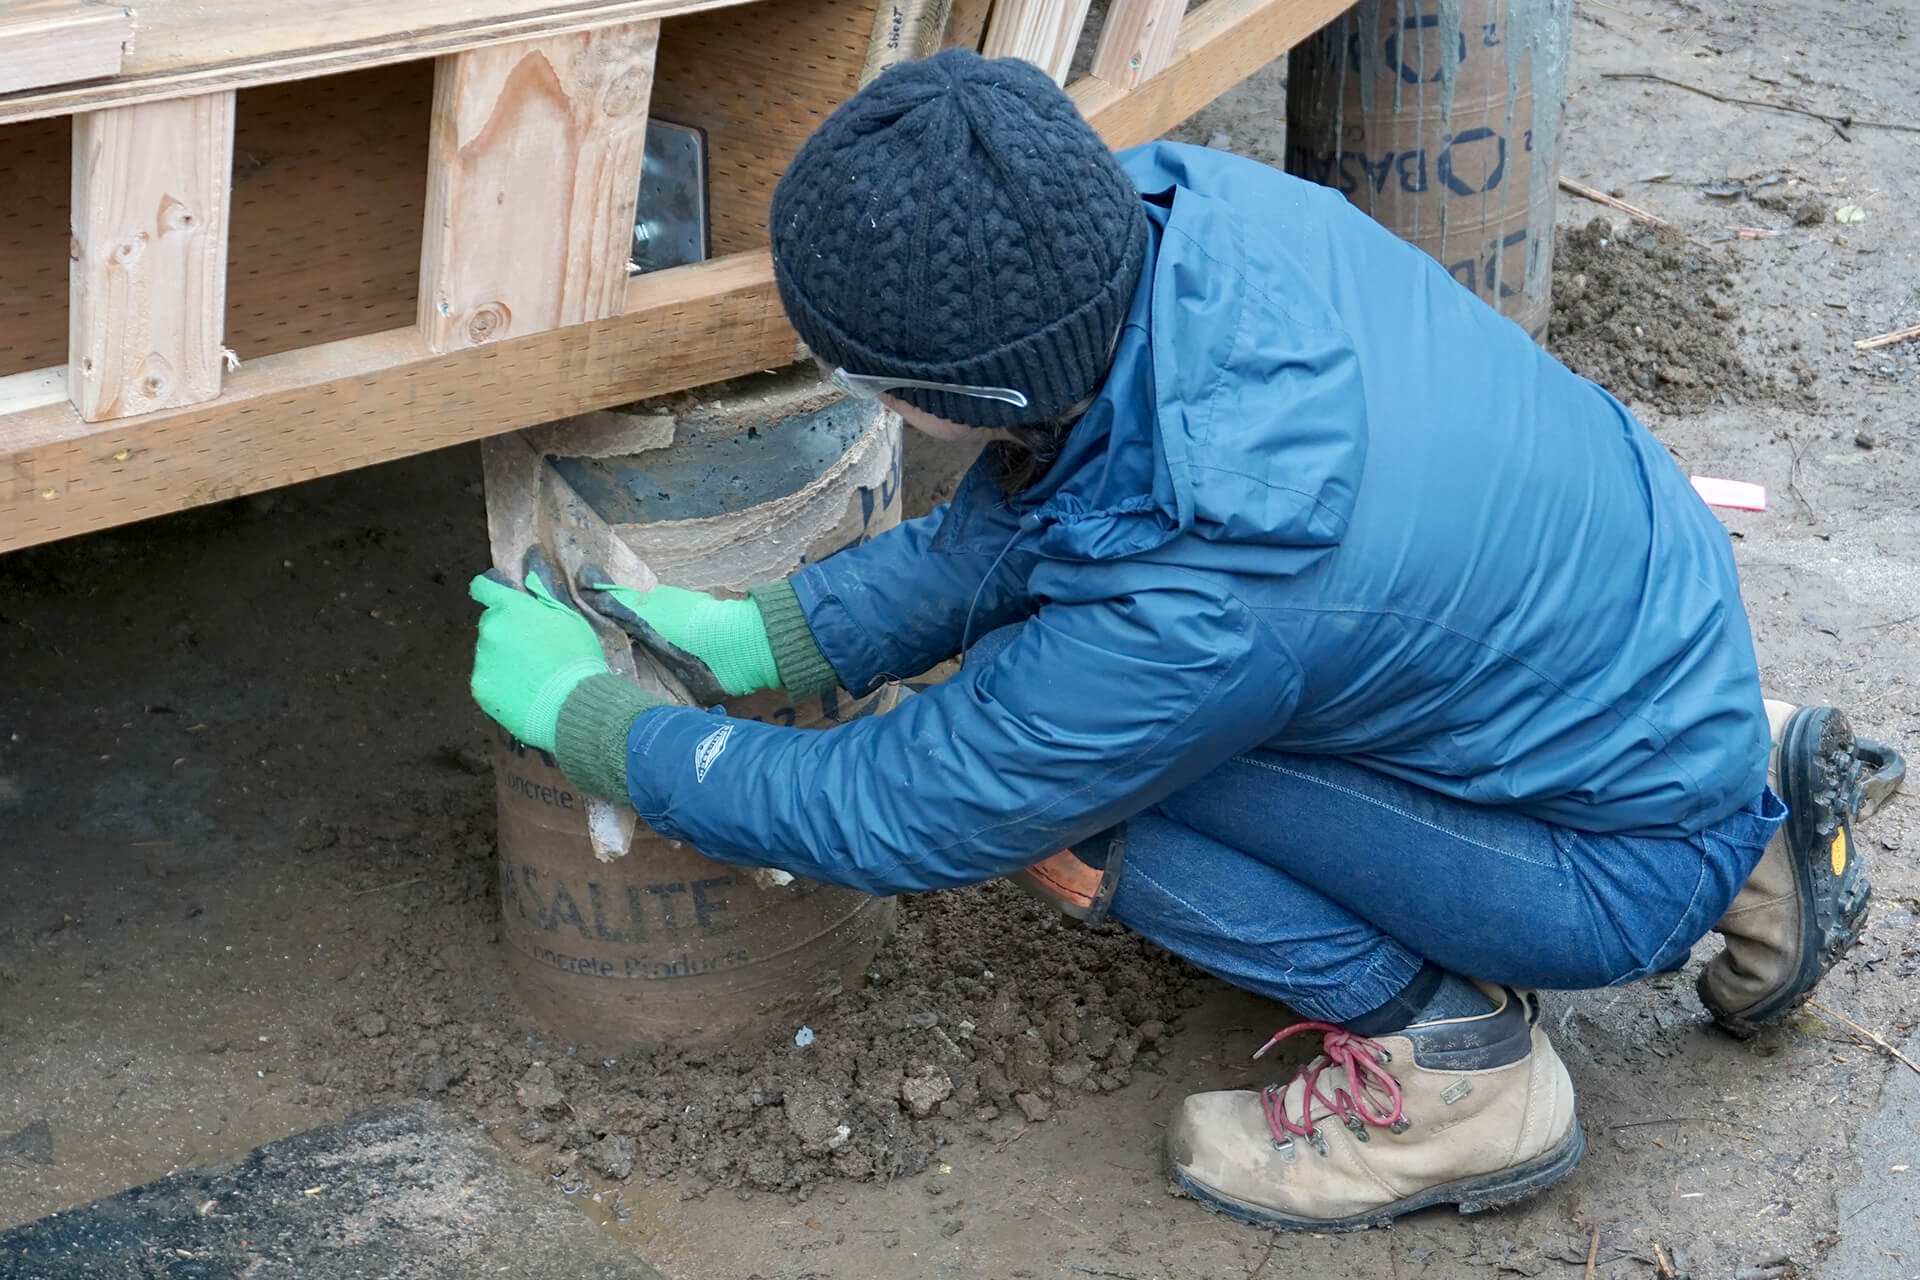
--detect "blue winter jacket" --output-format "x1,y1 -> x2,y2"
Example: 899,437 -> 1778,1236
619,142 -> 1770,896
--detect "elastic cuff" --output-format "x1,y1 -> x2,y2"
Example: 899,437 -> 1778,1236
525,658 -> 613,756
748,580 -> 842,699
554,673 -> 667,802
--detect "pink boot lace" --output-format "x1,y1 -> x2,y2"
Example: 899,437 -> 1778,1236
1254,1021 -> 1406,1145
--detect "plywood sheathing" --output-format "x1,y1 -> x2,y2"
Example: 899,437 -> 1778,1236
0,113 -> 70,378
226,67 -> 433,364
648,0 -> 877,256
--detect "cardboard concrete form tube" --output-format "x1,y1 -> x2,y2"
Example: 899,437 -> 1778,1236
1285,0 -> 1573,341
482,369 -> 904,1051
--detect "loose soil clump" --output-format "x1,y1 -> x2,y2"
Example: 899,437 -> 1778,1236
1549,217 -> 1785,411
303,791 -> 1206,1196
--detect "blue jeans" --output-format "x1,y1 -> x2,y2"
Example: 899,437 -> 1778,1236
960,622 -> 1785,1026
1109,752 -> 1785,1024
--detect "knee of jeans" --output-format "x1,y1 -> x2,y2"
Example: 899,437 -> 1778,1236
1600,876 -> 1726,988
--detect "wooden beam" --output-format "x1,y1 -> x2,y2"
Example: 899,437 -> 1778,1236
69,91 -> 236,421
419,22 -> 659,352
1072,0 -> 1354,150
0,368 -> 68,417
980,0 -> 1093,83
1,252 -> 797,552
0,1 -> 132,96
1089,0 -> 1185,89
0,0 -> 755,127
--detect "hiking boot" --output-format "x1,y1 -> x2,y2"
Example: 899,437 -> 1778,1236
1697,701 -> 1874,1037
1165,986 -> 1584,1231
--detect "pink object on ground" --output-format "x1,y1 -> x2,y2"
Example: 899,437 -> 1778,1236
1690,476 -> 1768,511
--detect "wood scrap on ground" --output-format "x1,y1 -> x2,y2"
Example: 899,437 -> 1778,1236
1559,176 -> 1672,228
1854,322 -> 1920,352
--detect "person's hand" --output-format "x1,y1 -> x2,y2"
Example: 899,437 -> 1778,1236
579,574 -> 778,701
469,554 -> 611,753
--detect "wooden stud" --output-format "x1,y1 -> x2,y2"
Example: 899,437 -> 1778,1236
0,1 -> 132,96
981,0 -> 1093,83
68,91 -> 236,422
419,21 -> 660,352
1090,0 -> 1186,89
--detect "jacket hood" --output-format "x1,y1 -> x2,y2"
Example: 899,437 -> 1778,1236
1013,143 -> 1369,572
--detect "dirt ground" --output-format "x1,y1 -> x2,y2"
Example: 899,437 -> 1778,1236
4,0 -> 1918,1276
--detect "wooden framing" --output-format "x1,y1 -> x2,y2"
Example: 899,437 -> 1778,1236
1090,0 -> 1186,89
419,22 -> 660,351
0,0 -> 1357,552
0,0 -> 752,126
0,1 -> 133,96
2,255 -> 794,548
980,0 -> 1094,84
68,91 -> 236,421
1072,0 -> 1351,150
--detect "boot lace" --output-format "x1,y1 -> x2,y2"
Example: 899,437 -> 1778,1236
1253,1021 -> 1406,1146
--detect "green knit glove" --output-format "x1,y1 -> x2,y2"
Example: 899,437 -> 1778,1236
469,559 -> 610,754
580,578 -> 779,701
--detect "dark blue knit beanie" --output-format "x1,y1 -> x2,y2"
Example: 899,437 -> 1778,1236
770,48 -> 1148,429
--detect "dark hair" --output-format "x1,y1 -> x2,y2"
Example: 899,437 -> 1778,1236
988,411 -> 1082,495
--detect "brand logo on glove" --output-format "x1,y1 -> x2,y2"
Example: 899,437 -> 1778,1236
694,724 -> 733,782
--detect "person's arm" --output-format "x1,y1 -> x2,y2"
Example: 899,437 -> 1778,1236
587,457 -> 1041,702
780,458 -> 1041,695
554,561 -> 1302,895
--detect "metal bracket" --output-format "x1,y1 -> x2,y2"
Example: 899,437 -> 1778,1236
629,119 -> 710,275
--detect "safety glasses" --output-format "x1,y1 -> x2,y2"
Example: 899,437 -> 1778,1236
828,366 -> 1030,410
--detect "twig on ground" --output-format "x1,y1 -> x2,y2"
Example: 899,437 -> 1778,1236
1652,1241 -> 1676,1278
994,1125 -> 1030,1151
1862,610 -> 1920,631
1854,322 -> 1920,351
1810,1000 -> 1920,1076
1584,1228 -> 1601,1280
1559,176 -> 1672,227
1611,1116 -> 1710,1129
1600,71 -> 1920,138
1785,437 -> 1813,522
349,876 -> 427,897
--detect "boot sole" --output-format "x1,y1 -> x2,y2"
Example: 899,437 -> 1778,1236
1702,707 -> 1872,1038
1169,1122 -> 1587,1233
